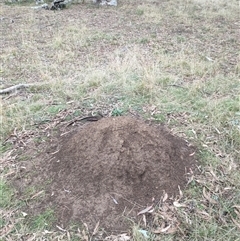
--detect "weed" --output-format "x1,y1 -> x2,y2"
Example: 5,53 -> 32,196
111,108 -> 124,116
136,8 -> 144,16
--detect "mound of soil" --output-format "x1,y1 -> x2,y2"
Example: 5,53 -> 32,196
22,116 -> 196,232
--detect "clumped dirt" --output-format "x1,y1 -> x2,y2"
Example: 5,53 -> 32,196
28,116 -> 196,232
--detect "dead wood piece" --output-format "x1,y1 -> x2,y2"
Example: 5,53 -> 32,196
0,84 -> 30,95
66,114 -> 103,127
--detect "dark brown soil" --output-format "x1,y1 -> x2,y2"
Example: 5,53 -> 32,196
15,116 -> 196,232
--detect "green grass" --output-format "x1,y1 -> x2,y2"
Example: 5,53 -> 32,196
0,180 -> 13,208
0,0 -> 239,240
29,209 -> 56,231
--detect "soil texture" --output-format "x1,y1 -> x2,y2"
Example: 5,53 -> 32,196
17,116 -> 196,232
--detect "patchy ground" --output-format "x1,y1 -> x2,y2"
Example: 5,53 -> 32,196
1,0 -> 238,85
14,116 -> 196,232
1,0 -> 239,240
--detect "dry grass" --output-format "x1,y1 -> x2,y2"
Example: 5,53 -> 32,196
1,0 -> 240,240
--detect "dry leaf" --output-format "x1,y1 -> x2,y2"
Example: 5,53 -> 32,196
233,205 -> 240,211
21,211 -> 28,217
167,226 -> 178,234
137,205 -> 153,215
83,222 -> 89,232
162,192 -> 168,202
157,211 -> 172,220
152,223 -> 165,234
155,225 -> 178,234
187,175 -> 194,185
26,236 -> 36,241
42,230 -> 53,234
30,190 -> 44,200
161,224 -> 171,233
234,209 -> 240,219
196,210 -> 212,221
4,171 -> 15,177
104,233 -> 130,241
231,217 -> 240,230
118,234 -> 131,241
67,231 -> 71,241
92,221 -> 100,235
82,229 -> 88,241
143,214 -> 147,227
203,187 -> 218,204
56,225 -> 66,232
178,186 -> 183,199
0,224 -> 14,237
215,185 -> 220,193
148,209 -> 154,213
173,201 -> 187,208
209,169 -> 218,180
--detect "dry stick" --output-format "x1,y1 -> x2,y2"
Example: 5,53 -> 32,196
0,83 -> 47,95
0,84 -> 31,94
65,116 -> 100,127
65,114 -> 104,127
167,84 -> 187,89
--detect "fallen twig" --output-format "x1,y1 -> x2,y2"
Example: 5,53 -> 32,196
65,114 -> 103,127
167,84 -> 186,89
0,84 -> 31,94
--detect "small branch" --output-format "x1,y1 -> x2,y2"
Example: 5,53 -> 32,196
0,84 -> 31,95
66,114 -> 104,127
167,84 -> 186,89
